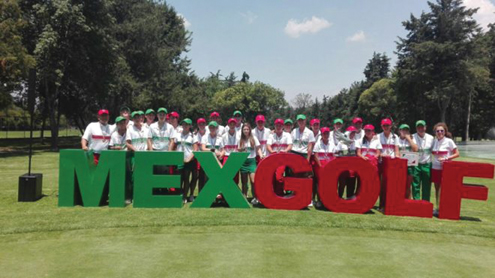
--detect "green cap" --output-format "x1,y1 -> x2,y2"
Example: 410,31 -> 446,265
138,110 -> 145,115
120,106 -> 130,113
115,116 -> 126,123
181,118 -> 192,125
233,110 -> 242,116
157,107 -> 167,114
416,120 -> 426,127
399,124 -> 410,130
131,111 -> 140,118
208,121 -> 218,127
333,118 -> 343,124
145,109 -> 155,115
296,114 -> 306,121
284,119 -> 293,125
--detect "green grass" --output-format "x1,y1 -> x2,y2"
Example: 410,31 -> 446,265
0,128 -> 81,139
1,152 -> 495,277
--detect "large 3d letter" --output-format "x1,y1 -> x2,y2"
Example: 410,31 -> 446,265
255,153 -> 313,210
439,161 -> 493,220
191,152 -> 249,208
318,156 -> 380,214
133,151 -> 183,208
59,150 -> 126,207
382,157 -> 433,218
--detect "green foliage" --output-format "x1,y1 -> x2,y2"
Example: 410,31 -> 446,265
358,78 -> 397,127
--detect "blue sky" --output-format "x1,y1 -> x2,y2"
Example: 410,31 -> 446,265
167,0 -> 495,103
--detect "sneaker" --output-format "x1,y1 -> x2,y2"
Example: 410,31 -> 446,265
251,198 -> 259,205
188,195 -> 195,202
308,201 -> 314,207
183,198 -> 188,204
433,209 -> 439,217
125,199 -> 132,205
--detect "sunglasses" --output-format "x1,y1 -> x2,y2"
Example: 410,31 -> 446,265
436,130 -> 445,133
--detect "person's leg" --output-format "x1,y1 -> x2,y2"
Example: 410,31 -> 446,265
434,182 -> 441,208
241,172 -> 249,197
249,172 -> 255,198
338,171 -> 348,199
411,165 -> 421,200
189,163 -> 198,199
420,163 -> 432,202
198,167 -> 205,193
346,176 -> 357,199
182,168 -> 191,202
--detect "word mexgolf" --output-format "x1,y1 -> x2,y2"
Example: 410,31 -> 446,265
58,150 -> 494,221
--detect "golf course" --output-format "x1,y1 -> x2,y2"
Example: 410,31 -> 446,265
1,145 -> 495,277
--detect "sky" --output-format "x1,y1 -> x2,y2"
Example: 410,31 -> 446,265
167,0 -> 495,103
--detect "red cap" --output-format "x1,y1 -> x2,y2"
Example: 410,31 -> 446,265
274,118 -> 284,125
320,127 -> 331,133
364,124 -> 375,131
255,114 -> 265,123
227,118 -> 237,124
170,112 -> 179,118
210,111 -> 220,118
310,119 -> 320,125
352,117 -> 363,124
98,109 -> 109,116
381,118 -> 392,126
166,114 -> 170,120
346,126 -> 357,132
197,118 -> 206,124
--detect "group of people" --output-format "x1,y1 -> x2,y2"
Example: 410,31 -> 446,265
81,106 -> 459,215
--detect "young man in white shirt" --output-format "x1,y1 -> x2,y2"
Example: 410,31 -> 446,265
377,118 -> 400,210
253,114 -> 271,162
291,114 -> 315,162
267,118 -> 293,197
411,120 -> 434,201
109,116 -> 127,150
81,109 -> 115,165
147,108 -> 175,152
144,109 -> 156,129
126,111 -> 148,152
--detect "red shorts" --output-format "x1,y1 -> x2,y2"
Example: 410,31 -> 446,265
431,169 -> 442,184
93,153 -> 100,165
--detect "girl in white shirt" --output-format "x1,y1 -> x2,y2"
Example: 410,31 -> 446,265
431,122 -> 459,215
195,118 -> 208,193
238,123 -> 262,203
356,125 -> 382,171
267,119 -> 293,197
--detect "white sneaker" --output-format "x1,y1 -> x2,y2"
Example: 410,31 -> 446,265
251,198 -> 259,205
183,198 -> 188,204
308,201 -> 314,207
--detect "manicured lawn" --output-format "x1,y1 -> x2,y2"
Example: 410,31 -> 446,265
1,151 -> 495,277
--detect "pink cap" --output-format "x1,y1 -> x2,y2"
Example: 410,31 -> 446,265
255,115 -> 265,123
320,127 -> 331,133
352,117 -> 363,124
227,118 -> 237,124
274,118 -> 284,125
381,118 -> 392,126
310,119 -> 320,125
346,126 -> 357,132
98,109 -> 109,116
197,118 -> 206,124
364,124 -> 375,131
170,112 -> 179,118
210,111 -> 220,118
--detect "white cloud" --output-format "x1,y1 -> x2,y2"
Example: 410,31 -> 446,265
463,0 -> 495,31
284,16 -> 332,38
177,13 -> 191,29
240,11 -> 258,24
346,30 -> 366,42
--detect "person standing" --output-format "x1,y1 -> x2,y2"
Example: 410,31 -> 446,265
283,119 -> 293,133
81,109 -> 115,165
170,118 -> 197,203
411,120 -> 434,201
346,117 -> 365,141
109,116 -> 127,150
225,110 -> 243,135
330,118 -> 344,145
378,118 -> 400,209
201,121 -> 223,159
313,127 -> 338,206
356,124 -> 382,172
126,111 -> 148,152
147,108 -> 175,152
239,123 -> 262,204
337,126 -> 359,199
266,118 -> 293,197
194,118 -> 208,192
291,114 -> 315,162
253,114 -> 271,163
220,118 -> 241,187
310,119 -> 321,142
209,111 -> 225,136
398,124 -> 418,199
431,122 -> 459,216
144,109 -> 156,129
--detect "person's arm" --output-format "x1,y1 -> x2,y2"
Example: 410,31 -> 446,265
376,149 -> 381,159
126,140 -> 136,152
266,144 -> 274,154
394,145 -> 400,158
449,148 -> 460,160
284,144 -> 292,152
256,145 -> 263,158
147,138 -> 153,151
405,134 -> 418,152
307,142 -> 314,162
201,143 -> 208,151
81,138 -> 89,151
357,148 -> 368,160
314,153 -> 322,167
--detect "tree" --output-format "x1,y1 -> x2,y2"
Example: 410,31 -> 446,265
241,71 -> 250,83
396,0 -> 481,125
358,78 -> 397,127
363,52 -> 390,88
292,93 -> 313,111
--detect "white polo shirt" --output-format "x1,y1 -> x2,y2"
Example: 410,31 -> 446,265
109,131 -> 127,150
221,131 -> 240,156
267,131 -> 293,154
201,134 -> 222,150
195,129 -> 208,148
217,125 -> 226,136
413,133 -> 434,164
398,137 -> 412,152
82,122 -> 116,153
175,131 -> 196,160
239,137 -> 260,159
378,132 -> 400,158
126,124 -> 148,151
356,138 -> 382,156
253,127 -> 271,157
313,138 -> 338,162
345,129 -> 365,141
291,127 -> 316,154
148,122 -> 175,151
431,137 -> 457,170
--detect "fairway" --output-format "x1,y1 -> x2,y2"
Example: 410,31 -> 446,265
1,152 -> 495,277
